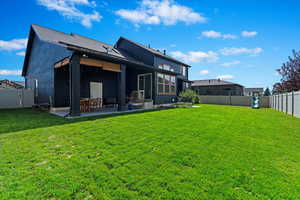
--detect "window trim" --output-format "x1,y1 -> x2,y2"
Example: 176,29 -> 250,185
157,73 -> 176,95
158,64 -> 174,72
181,66 -> 186,76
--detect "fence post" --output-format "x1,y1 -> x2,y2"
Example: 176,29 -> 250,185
292,91 -> 294,116
278,95 -> 280,110
285,93 -> 287,114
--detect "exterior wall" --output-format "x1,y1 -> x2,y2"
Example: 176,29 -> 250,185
25,35 -> 72,104
154,56 -> 188,80
116,40 -> 154,66
244,88 -> 264,96
54,66 -> 119,107
153,56 -> 189,104
192,85 -> 244,96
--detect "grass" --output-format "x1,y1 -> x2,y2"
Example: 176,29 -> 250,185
1,105 -> 300,200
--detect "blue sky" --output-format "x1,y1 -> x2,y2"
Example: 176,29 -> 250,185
1,0 -> 300,88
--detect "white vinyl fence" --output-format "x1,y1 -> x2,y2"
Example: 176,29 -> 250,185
0,89 -> 34,109
200,95 -> 270,108
270,91 -> 300,118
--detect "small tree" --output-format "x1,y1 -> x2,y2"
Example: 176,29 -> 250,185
264,87 -> 271,96
274,50 -> 300,92
179,89 -> 200,104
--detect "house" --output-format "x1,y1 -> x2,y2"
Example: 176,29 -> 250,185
244,88 -> 264,96
22,24 -> 191,116
191,79 -> 244,96
0,80 -> 25,89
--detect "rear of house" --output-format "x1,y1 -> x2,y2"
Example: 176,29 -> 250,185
22,24 -> 191,116
191,79 -> 244,96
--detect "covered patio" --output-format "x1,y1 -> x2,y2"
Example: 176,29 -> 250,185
53,51 -> 155,117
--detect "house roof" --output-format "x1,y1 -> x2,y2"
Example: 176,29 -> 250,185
22,24 -> 185,76
31,24 -> 125,59
0,80 -> 25,88
192,79 -> 244,87
116,37 -> 191,68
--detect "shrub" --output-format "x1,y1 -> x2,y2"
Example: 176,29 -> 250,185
179,89 -> 200,104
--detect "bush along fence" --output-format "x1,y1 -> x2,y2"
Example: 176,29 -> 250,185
0,88 -> 34,109
270,91 -> 300,118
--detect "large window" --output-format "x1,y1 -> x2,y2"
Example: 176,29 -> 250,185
158,64 -> 174,72
157,73 -> 176,95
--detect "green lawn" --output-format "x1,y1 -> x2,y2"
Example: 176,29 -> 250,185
1,105 -> 300,200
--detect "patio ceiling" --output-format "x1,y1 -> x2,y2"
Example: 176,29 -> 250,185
54,57 -> 121,73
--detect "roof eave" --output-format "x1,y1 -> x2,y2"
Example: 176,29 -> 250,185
22,26 -> 35,76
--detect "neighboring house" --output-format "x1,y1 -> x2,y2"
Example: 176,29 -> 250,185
22,24 -> 191,116
191,79 -> 244,96
244,88 -> 264,96
0,80 -> 25,89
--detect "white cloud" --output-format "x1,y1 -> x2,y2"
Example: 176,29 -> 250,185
0,69 -> 22,76
201,30 -> 237,39
241,31 -> 257,37
115,0 -> 206,26
199,70 -> 209,75
37,0 -> 101,28
222,34 -> 237,39
221,60 -> 241,67
219,47 -> 263,56
16,51 -> 26,56
0,38 -> 27,51
216,74 -> 234,80
170,50 -> 219,63
170,44 -> 176,48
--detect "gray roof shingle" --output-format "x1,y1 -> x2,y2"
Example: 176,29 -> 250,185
32,24 -> 126,59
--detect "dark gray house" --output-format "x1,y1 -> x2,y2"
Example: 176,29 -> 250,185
191,79 -> 244,96
22,24 -> 191,116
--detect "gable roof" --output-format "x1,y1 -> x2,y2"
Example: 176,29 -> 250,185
22,24 -> 186,76
32,24 -> 125,59
22,24 -> 131,76
192,79 -> 244,87
116,37 -> 191,67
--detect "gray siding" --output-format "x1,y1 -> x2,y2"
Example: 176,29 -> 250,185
25,35 -> 72,104
154,56 -> 188,80
117,40 -> 154,66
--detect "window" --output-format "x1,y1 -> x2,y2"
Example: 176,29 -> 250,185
158,64 -> 174,72
182,81 -> 190,91
157,73 -> 176,95
157,73 -> 164,94
181,66 -> 186,76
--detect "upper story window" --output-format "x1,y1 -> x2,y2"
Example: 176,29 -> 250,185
158,64 -> 174,72
181,66 -> 186,76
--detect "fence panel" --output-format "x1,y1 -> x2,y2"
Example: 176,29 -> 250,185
294,92 -> 300,118
270,91 -> 300,118
200,96 -> 231,105
199,95 -> 269,108
0,89 -> 34,109
230,96 -> 251,106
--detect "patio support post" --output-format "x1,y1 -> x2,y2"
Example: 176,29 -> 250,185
118,64 -> 126,111
69,53 -> 81,116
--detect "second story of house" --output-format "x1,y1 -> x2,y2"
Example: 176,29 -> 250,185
115,37 -> 190,80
